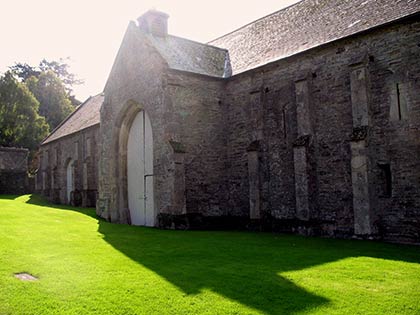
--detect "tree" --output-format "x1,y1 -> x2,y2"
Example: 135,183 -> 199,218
0,72 -> 49,150
39,59 -> 84,95
9,63 -> 40,82
26,71 -> 74,130
10,58 -> 83,106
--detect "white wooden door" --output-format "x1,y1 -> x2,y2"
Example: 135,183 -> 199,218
66,160 -> 74,204
127,111 -> 154,226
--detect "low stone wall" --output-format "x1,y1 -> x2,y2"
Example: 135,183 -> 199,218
0,147 -> 31,194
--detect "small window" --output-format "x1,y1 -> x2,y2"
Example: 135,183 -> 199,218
282,107 -> 287,139
396,84 -> 404,120
378,162 -> 392,198
390,83 -> 408,121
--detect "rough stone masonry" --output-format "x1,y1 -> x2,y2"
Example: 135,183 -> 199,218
37,0 -> 420,244
0,147 -> 30,195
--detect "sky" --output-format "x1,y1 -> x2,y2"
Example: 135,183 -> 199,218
0,0 -> 300,101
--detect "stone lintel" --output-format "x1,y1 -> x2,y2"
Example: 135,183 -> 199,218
294,71 -> 311,83
348,53 -> 369,68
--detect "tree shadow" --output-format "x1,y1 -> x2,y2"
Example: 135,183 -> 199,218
0,195 -> 19,200
13,195 -> 420,314
17,194 -> 97,219
97,220 -> 420,315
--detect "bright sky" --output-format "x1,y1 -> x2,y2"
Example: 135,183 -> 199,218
0,0 -> 299,101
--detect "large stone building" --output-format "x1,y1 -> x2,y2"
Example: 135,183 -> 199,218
37,94 -> 103,207
37,0 -> 420,243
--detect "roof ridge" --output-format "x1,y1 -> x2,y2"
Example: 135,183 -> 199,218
168,34 -> 228,52
144,31 -> 229,77
208,0 -> 420,74
208,0 -> 304,44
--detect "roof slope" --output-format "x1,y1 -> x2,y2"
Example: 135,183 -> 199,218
209,0 -> 420,74
146,34 -> 231,77
42,94 -> 104,145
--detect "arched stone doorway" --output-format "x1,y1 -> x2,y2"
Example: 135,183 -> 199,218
127,110 -> 155,226
66,159 -> 74,204
107,100 -> 157,225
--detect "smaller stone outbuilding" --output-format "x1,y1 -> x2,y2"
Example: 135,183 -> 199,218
0,147 -> 30,194
36,94 -> 103,207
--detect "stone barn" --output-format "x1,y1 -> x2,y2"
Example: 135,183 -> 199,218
37,94 -> 103,207
38,0 -> 420,243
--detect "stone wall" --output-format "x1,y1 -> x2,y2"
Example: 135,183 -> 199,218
164,70 -> 227,216
98,21 -> 228,223
37,125 -> 99,207
43,14 -> 420,243
0,147 -> 30,194
222,17 -> 420,242
97,21 -> 170,223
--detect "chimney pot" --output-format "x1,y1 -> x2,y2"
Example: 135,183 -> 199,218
137,10 -> 169,37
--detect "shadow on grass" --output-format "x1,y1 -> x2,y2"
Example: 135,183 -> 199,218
98,223 -> 331,314
19,194 -> 97,219
97,221 -> 420,314
0,195 -> 20,200
18,194 -> 420,315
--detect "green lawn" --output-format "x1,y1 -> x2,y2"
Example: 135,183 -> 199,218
0,195 -> 419,315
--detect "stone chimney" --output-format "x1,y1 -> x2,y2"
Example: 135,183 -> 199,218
137,10 -> 169,37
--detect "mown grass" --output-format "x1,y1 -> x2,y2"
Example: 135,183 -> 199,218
0,194 -> 419,315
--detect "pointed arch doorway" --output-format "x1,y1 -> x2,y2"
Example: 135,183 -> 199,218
127,110 -> 155,226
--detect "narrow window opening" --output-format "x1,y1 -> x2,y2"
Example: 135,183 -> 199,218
396,83 -> 402,120
282,108 -> 287,139
378,163 -> 392,198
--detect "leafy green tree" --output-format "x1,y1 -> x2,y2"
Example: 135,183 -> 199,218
0,72 -> 49,150
10,58 -> 83,106
39,59 -> 84,95
9,63 -> 40,82
26,71 -> 74,130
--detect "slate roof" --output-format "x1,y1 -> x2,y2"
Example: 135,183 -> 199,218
41,1 -> 419,144
209,0 -> 420,74
146,34 -> 231,77
42,94 -> 104,145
